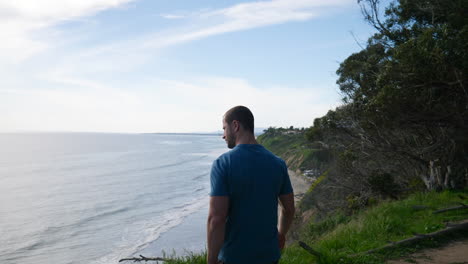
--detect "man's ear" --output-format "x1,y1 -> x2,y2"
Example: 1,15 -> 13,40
232,120 -> 240,132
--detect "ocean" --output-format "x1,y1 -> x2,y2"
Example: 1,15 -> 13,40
0,133 -> 226,264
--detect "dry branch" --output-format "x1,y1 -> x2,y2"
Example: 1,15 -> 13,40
298,241 -> 322,257
411,205 -> 430,211
433,203 -> 468,214
363,221 -> 468,255
119,255 -> 171,262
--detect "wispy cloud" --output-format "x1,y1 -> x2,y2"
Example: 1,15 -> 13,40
0,0 -> 135,63
41,0 -> 354,80
149,0 -> 353,47
0,75 -> 339,133
160,14 -> 186,20
1,0 -> 351,132
2,0 -> 353,66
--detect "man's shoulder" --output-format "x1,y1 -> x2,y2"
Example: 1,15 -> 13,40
213,150 -> 232,165
214,145 -> 286,166
258,145 -> 286,164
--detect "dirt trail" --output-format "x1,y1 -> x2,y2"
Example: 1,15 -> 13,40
387,240 -> 468,264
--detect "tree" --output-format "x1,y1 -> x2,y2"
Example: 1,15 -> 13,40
312,0 -> 467,192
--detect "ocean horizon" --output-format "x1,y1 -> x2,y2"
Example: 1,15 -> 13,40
0,133 -> 227,264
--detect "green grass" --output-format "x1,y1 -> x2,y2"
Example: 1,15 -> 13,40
280,244 -> 316,263
163,250 -> 207,264
296,190 -> 468,264
150,190 -> 467,264
257,132 -> 327,171
257,133 -> 310,157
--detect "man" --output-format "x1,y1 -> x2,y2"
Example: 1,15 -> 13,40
207,106 -> 295,264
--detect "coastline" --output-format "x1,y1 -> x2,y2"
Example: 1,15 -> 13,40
288,169 -> 311,204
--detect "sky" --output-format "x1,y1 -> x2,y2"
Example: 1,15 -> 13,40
0,0 -> 376,133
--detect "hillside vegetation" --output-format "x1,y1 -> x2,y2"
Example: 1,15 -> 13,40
305,0 -> 467,203
257,127 -> 330,174
279,0 -> 467,219
155,191 -> 467,264
259,0 -> 468,261
282,190 -> 468,264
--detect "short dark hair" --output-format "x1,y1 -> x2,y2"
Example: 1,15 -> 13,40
224,106 -> 254,133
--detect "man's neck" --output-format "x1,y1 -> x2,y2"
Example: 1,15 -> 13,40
235,133 -> 258,145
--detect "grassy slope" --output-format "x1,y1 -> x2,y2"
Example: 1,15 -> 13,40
282,190 -> 468,264
161,191 -> 467,264
257,131 -> 325,172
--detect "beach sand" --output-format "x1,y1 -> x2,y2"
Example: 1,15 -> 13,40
288,169 -> 311,203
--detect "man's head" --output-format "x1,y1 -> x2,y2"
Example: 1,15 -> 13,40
222,106 -> 254,149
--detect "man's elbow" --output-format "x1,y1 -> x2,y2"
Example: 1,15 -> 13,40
207,214 -> 226,228
279,192 -> 296,216
281,205 -> 295,216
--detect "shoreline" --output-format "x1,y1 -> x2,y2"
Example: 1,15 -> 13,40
288,169 -> 311,204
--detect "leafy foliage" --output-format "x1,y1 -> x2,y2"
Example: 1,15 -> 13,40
311,0 -> 468,194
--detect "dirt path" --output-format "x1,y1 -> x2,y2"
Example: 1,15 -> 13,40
387,240 -> 468,264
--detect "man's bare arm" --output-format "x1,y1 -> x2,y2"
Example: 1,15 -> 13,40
207,196 -> 229,264
278,193 -> 295,249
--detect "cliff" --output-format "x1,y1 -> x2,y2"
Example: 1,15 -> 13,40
257,127 -> 330,177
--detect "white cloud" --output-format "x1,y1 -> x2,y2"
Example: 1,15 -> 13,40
0,0 -> 349,132
160,14 -> 186,19
147,0 -> 353,48
152,77 -> 340,131
0,0 -> 133,20
1,0 -> 353,66
0,83 -> 145,133
0,0 -> 135,63
0,76 -> 339,133
40,0 -> 354,80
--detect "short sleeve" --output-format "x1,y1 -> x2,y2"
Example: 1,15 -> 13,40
210,157 -> 229,196
279,161 -> 293,195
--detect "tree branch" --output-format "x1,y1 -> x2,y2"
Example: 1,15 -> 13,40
362,221 -> 468,255
433,203 -> 468,214
298,241 -> 322,257
119,255 -> 171,262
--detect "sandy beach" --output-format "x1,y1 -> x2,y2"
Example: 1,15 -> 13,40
288,170 -> 311,203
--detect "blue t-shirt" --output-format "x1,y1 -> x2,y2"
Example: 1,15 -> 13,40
210,144 -> 293,264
